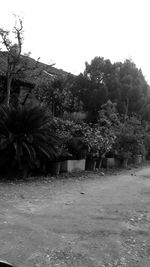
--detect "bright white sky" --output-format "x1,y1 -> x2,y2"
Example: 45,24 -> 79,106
1,0 -> 150,83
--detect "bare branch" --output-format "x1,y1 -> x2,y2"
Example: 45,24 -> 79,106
0,16 -> 24,106
0,28 -> 11,51
12,16 -> 23,57
43,70 -> 55,78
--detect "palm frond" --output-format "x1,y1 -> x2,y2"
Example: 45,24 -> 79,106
0,104 -> 59,174
22,142 -> 36,162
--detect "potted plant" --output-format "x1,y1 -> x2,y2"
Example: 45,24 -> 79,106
85,150 -> 99,171
60,137 -> 87,172
48,145 -> 63,175
52,118 -> 89,173
84,124 -> 102,171
119,151 -> 132,168
103,150 -> 116,169
84,122 -> 116,171
49,161 -> 61,175
115,133 -> 135,168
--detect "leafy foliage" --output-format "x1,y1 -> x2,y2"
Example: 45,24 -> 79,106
52,102 -> 118,161
34,74 -> 83,117
52,117 -> 88,160
69,57 -> 150,123
0,105 -> 58,177
114,115 -> 146,159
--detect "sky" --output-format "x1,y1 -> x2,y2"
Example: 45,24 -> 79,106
1,0 -> 150,83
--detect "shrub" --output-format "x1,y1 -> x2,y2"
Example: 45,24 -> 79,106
52,116 -> 116,161
52,117 -> 88,160
66,137 -> 88,159
84,123 -> 116,159
0,105 -> 58,178
114,115 -> 145,160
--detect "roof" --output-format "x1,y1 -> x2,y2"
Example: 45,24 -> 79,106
0,51 -> 68,87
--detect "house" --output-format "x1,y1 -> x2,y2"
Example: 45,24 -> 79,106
0,51 -> 68,106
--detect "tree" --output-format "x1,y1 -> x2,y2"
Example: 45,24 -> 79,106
72,57 -> 150,122
34,74 -> 83,117
84,56 -> 112,84
114,115 -> 146,162
114,60 -> 150,117
83,57 -> 110,122
0,16 -> 42,107
0,105 -> 59,177
70,73 -> 108,123
0,17 -> 23,106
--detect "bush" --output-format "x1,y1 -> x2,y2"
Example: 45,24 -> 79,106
84,123 -> 116,159
66,137 -> 88,159
0,105 -> 58,178
52,116 -> 116,161
114,115 -> 145,160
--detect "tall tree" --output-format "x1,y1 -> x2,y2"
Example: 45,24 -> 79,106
70,58 -> 111,122
0,17 -> 23,106
73,57 -> 150,122
118,60 -> 150,116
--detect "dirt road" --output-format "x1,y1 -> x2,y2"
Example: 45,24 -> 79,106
1,167 -> 150,266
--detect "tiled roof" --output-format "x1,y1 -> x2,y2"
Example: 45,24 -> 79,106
0,51 -> 68,86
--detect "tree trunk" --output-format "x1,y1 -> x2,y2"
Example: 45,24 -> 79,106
96,157 -> 103,170
122,158 -> 128,168
6,75 -> 13,107
124,97 -> 129,121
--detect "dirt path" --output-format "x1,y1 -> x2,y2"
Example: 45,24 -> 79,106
1,167 -> 150,266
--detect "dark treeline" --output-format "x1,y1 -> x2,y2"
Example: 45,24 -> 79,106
69,57 -> 150,122
35,56 -> 150,123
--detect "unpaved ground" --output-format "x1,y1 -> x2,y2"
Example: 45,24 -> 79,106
1,167 -> 150,266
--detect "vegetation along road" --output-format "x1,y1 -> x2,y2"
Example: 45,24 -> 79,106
1,167 -> 150,266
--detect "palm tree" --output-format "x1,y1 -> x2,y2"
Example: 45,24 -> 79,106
0,105 -> 58,178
